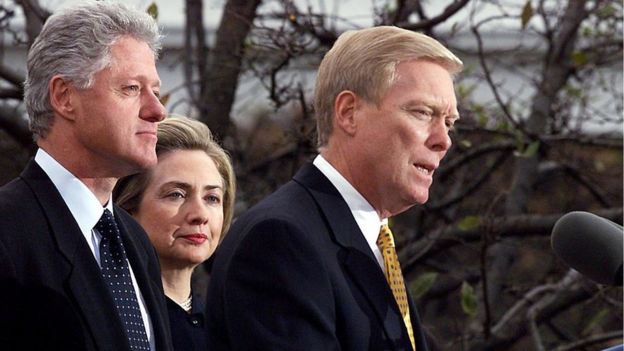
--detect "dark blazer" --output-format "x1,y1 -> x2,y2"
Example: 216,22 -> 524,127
0,160 -> 173,351
206,163 -> 428,351
166,293 -> 206,351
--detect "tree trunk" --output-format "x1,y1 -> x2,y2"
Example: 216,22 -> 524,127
198,0 -> 262,144
487,0 -> 589,322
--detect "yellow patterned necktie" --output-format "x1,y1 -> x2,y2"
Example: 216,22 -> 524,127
377,224 -> 416,351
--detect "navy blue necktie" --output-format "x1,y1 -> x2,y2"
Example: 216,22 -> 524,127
96,209 -> 151,350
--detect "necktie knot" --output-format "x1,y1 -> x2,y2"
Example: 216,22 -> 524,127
96,209 -> 120,241
377,224 -> 396,250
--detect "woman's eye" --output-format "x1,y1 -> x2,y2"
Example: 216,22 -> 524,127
206,195 -> 222,204
166,191 -> 185,200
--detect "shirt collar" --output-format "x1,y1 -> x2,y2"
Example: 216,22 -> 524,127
312,155 -> 386,253
35,148 -> 113,236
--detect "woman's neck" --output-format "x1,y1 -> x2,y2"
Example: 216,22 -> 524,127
160,265 -> 195,304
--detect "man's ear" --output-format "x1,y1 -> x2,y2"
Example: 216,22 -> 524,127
49,75 -> 76,121
333,90 -> 359,136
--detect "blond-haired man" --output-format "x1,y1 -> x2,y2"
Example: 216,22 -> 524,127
207,26 -> 462,351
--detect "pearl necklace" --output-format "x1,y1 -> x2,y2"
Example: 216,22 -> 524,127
180,295 -> 192,312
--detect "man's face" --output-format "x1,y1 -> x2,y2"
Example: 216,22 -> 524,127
352,59 -> 458,216
71,36 -> 166,177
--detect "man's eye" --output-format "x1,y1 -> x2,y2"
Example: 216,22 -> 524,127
124,85 -> 140,93
412,109 -> 432,119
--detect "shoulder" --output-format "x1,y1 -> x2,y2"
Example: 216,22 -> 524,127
0,177 -> 32,210
114,205 -> 154,251
0,177 -> 44,236
238,179 -> 318,228
115,205 -> 143,233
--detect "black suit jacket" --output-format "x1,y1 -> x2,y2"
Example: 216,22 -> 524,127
206,163 -> 428,350
0,160 -> 173,351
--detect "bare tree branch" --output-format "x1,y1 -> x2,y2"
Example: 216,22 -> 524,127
399,0 -> 471,31
15,0 -> 49,48
0,63 -> 24,88
436,140 -> 516,181
400,207 -> 623,267
0,105 -> 31,147
552,330 -> 624,351
427,151 -> 509,211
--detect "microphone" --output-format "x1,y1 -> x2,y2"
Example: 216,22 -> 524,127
551,211 -> 623,286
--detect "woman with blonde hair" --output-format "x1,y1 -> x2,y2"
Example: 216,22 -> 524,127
115,116 -> 235,351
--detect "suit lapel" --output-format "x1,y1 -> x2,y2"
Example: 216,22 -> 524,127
20,160 -> 130,350
293,163 -> 412,350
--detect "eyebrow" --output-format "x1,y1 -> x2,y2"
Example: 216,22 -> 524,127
114,73 -> 162,88
403,99 -> 460,119
161,181 -> 223,191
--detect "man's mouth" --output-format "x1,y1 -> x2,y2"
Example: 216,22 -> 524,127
413,163 -> 435,176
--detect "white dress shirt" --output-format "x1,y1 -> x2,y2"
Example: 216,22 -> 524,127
313,155 -> 387,270
35,149 -> 155,351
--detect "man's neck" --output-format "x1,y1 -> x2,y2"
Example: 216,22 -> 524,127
38,141 -> 116,206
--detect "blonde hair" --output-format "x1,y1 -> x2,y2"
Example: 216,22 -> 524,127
314,26 -> 463,147
115,116 -> 236,236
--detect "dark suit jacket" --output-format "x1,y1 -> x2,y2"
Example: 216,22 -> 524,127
206,163 -> 428,351
0,160 -> 173,351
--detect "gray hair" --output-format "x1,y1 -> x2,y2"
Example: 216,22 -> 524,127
24,1 -> 162,140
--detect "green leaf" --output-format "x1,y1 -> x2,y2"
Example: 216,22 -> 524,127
472,104 -> 488,127
581,308 -> 609,335
147,3 -> 158,20
596,4 -> 616,19
522,140 -> 540,157
450,22 -> 459,36
571,51 -> 589,66
521,1 -> 533,29
460,281 -> 478,317
515,140 -> 540,158
582,26 -> 593,37
409,272 -> 438,300
565,85 -> 583,98
478,113 -> 488,128
159,93 -> 170,106
457,84 -> 475,100
496,120 -> 510,132
458,216 -> 481,231
459,139 -> 472,149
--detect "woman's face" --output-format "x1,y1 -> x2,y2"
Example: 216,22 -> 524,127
134,149 -> 224,270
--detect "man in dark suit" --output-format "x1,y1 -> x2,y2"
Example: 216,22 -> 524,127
0,2 -> 172,350
206,26 -> 463,350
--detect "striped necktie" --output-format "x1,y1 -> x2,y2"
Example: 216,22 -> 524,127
377,224 -> 416,350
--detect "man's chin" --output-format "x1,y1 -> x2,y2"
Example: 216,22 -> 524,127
118,155 -> 157,177
410,188 -> 430,205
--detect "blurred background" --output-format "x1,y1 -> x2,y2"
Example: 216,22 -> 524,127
0,0 -> 622,350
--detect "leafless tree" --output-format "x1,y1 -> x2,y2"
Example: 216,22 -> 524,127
0,1 -> 621,350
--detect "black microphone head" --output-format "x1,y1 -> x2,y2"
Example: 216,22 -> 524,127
551,211 -> 623,286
